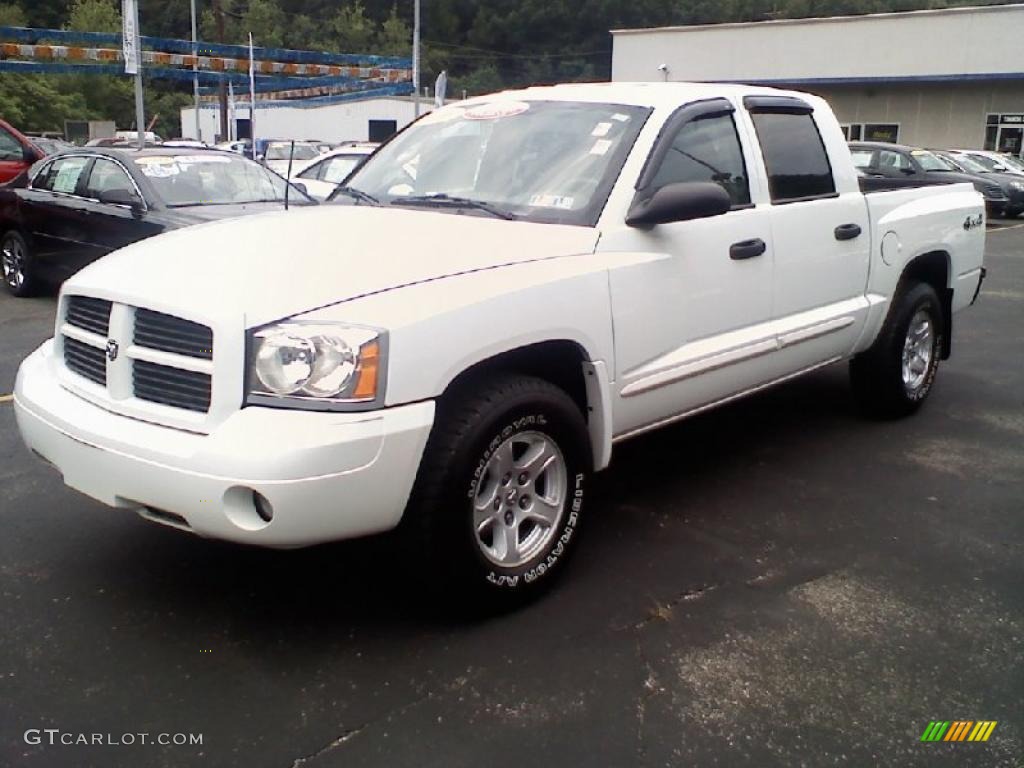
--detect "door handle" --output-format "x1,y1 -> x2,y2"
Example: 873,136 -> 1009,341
729,238 -> 766,260
834,223 -> 862,241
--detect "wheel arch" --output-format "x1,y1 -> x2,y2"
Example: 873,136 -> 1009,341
898,249 -> 953,359
435,339 -> 613,471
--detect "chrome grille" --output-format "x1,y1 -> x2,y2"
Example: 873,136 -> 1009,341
66,296 -> 112,335
134,308 -> 213,360
132,360 -> 211,412
63,336 -> 106,385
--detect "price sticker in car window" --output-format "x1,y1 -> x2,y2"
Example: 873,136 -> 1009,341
528,194 -> 575,210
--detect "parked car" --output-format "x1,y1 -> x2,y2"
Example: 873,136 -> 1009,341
13,84 -> 984,602
216,139 -> 252,157
162,139 -> 209,149
292,143 -> 377,200
0,147 -> 315,296
932,150 -> 1024,218
850,141 -> 1011,217
27,136 -> 73,157
0,118 -> 45,184
261,141 -> 322,177
948,149 -> 1024,177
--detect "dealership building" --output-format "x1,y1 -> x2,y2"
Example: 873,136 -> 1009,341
611,3 -> 1024,156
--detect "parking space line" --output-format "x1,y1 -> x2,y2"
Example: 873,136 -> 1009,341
989,222 -> 1024,233
0,394 -> 13,404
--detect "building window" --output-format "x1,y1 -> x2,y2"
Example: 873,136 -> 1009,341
863,124 -> 899,142
368,119 -> 398,142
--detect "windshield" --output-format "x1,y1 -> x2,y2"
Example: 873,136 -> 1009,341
134,153 -> 306,206
964,153 -> 1003,172
913,151 -> 957,172
266,143 -> 319,161
343,100 -> 650,225
949,153 -> 989,174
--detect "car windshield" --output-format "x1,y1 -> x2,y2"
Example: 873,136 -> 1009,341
949,153 -> 989,173
266,143 -> 319,161
965,154 -> 1002,172
134,153 -> 301,206
1000,154 -> 1024,171
343,100 -> 650,225
913,151 -> 957,172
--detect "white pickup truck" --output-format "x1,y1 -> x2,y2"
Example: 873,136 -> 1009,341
14,83 -> 986,600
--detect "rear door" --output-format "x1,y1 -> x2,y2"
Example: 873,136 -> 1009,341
743,96 -> 871,370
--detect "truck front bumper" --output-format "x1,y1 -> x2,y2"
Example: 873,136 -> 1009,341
14,341 -> 435,548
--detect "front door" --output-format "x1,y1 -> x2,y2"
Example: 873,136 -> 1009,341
19,155 -> 94,279
79,157 -> 163,265
602,99 -> 776,437
997,126 -> 1023,157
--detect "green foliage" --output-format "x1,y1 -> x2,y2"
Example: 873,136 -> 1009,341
0,2 -> 27,26
66,0 -> 121,34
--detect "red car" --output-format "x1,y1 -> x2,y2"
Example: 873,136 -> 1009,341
0,118 -> 45,184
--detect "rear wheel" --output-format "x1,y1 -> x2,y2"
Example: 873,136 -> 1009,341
850,281 -> 943,418
1,230 -> 35,297
404,374 -> 591,606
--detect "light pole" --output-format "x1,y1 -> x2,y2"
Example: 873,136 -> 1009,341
412,0 -> 420,117
190,0 -> 200,140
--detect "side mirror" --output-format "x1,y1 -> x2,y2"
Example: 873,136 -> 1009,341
626,182 -> 732,227
98,188 -> 144,211
900,166 -> 916,175
23,145 -> 41,163
290,181 -> 308,197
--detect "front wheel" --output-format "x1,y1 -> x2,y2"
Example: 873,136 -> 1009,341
404,374 -> 591,605
850,281 -> 943,418
1,230 -> 36,297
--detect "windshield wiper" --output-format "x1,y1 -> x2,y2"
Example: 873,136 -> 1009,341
393,193 -> 516,220
331,186 -> 381,206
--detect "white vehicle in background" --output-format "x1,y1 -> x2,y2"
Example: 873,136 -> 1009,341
291,143 -> 378,200
114,130 -> 162,143
14,83 -> 986,603
950,149 -> 1024,177
261,141 -> 321,177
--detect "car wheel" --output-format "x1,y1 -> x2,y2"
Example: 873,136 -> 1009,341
850,281 -> 943,418
405,374 -> 591,606
1,231 -> 36,297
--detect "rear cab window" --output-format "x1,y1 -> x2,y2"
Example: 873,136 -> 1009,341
745,96 -> 836,204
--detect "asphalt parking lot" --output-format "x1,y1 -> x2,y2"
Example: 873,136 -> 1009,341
1,221 -> 1022,768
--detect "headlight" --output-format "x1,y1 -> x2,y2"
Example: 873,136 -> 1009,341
1011,180 -> 1024,191
247,322 -> 385,409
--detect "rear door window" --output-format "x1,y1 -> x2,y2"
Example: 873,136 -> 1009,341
36,156 -> 90,195
751,112 -> 836,203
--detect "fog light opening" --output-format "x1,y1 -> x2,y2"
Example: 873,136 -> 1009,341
253,491 -> 274,523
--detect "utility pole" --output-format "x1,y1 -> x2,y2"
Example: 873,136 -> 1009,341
122,0 -> 145,148
213,0 -> 228,141
190,0 -> 200,141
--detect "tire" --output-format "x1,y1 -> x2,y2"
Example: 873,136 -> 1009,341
404,374 -> 591,606
1,230 -> 36,297
850,281 -> 944,418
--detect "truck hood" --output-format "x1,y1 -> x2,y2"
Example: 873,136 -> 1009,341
66,205 -> 600,327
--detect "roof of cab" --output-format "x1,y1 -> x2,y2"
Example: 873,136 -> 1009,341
466,81 -> 820,110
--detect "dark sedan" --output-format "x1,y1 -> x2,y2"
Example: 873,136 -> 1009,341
1,147 -> 314,296
849,141 -> 1010,217
932,149 -> 1024,218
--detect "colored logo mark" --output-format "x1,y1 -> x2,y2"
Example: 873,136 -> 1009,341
920,721 -> 997,742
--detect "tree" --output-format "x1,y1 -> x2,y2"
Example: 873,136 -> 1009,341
0,2 -> 26,26
66,0 -> 121,33
376,4 -> 410,56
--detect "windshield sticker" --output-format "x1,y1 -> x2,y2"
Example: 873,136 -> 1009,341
591,122 -> 612,137
528,194 -> 574,210
611,113 -> 631,122
463,101 -> 530,121
589,139 -> 612,156
133,156 -> 177,166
